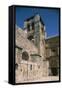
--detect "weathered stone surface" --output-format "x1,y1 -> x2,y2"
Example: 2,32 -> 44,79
15,15 -> 59,83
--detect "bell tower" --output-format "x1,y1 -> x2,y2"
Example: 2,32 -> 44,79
24,14 -> 46,59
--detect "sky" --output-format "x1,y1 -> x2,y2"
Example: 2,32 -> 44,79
16,6 -> 60,37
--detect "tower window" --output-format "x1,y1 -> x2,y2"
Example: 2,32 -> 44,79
32,22 -> 34,30
27,24 -> 30,31
41,27 -> 44,32
41,27 -> 44,35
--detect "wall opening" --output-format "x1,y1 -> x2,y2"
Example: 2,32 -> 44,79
22,51 -> 29,61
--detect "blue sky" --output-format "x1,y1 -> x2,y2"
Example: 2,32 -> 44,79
16,7 -> 60,37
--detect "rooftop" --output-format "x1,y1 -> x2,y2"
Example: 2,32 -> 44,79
24,14 -> 44,26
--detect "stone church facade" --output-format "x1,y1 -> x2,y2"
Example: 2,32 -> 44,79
15,14 -> 59,83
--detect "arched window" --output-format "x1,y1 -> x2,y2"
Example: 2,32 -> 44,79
27,24 -> 30,31
22,51 -> 29,61
32,22 -> 34,30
